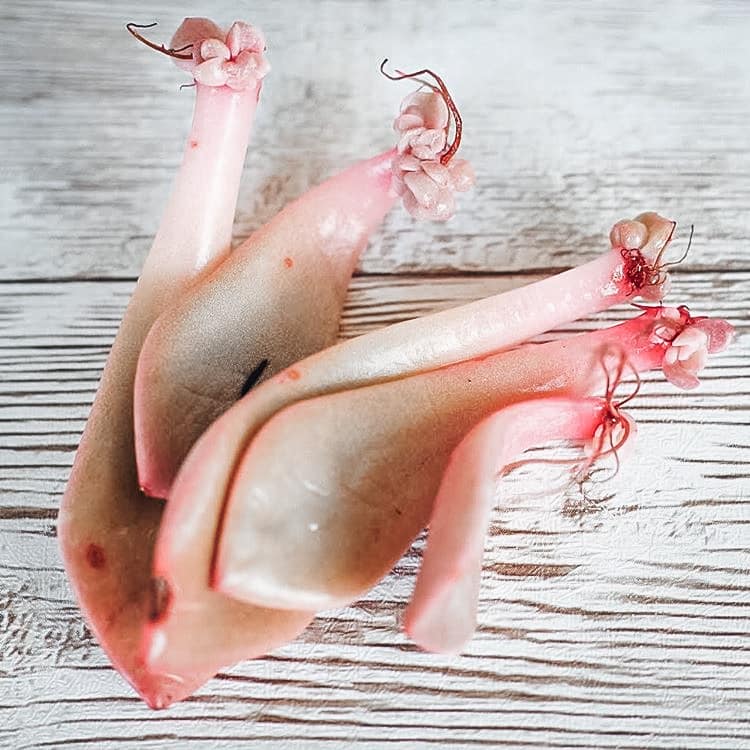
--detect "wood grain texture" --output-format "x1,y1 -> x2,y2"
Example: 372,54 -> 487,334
1,274 -> 748,748
1,0 -> 749,748
1,0 -> 749,279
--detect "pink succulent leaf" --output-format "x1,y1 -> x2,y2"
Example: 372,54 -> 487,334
399,91 -> 448,128
411,129 -> 447,160
225,66 -> 252,92
421,160 -> 451,188
253,52 -> 271,78
609,219 -> 648,250
195,57 -> 232,87
392,154 -> 422,173
394,113 -> 425,132
654,309 -> 734,389
390,173 -> 407,196
402,190 -> 427,219
420,92 -> 450,130
397,127 -> 426,154
399,90 -> 431,113
394,153 -> 470,221
672,326 -> 709,354
660,312 -> 725,390
691,318 -> 735,354
225,51 -> 269,90
199,39 -> 231,61
447,159 -> 476,192
194,57 -> 229,87
684,347 -> 709,370
663,355 -> 702,390
649,307 -> 684,344
403,170 -> 441,208
428,189 -> 456,221
170,17 -> 225,71
399,91 -> 448,129
401,190 -> 453,221
168,18 -> 268,89
664,341 -> 708,372
226,21 -> 266,57
635,212 -> 677,261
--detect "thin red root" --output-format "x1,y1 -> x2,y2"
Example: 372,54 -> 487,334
577,344 -> 640,479
598,343 -> 641,407
660,223 -> 694,270
621,221 -> 694,291
379,59 -> 463,164
126,22 -> 194,60
504,346 -> 638,481
648,219 -> 689,283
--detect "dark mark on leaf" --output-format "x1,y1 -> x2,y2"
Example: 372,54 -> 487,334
240,358 -> 270,398
149,577 -> 173,623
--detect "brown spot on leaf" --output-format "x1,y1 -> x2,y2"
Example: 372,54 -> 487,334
149,577 -> 173,623
85,543 -> 106,570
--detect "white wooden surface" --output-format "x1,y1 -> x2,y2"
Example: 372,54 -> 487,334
1,1 -> 748,748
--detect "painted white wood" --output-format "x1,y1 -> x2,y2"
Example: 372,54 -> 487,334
1,0 -> 748,279
1,1 -> 748,748
1,273 -> 748,748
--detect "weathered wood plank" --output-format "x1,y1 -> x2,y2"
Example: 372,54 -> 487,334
0,271 -> 747,500
1,0 -> 749,279
2,524 -> 750,749
2,0 -> 749,746
0,272 -> 748,748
